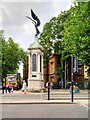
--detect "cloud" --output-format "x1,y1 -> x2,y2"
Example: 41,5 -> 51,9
0,1 -> 73,50
1,0 -> 71,2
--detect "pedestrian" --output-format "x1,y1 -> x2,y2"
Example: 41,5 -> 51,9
10,83 -> 13,93
7,82 -> 13,93
22,80 -> 27,94
2,85 -> 5,94
17,81 -> 22,90
59,81 -> 62,89
19,81 -> 22,90
50,81 -> 54,90
46,82 -> 49,88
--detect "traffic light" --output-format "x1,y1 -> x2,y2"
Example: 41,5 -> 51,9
73,58 -> 82,73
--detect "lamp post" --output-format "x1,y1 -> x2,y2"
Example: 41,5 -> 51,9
71,55 -> 74,102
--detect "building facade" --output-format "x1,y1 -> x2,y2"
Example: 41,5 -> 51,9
48,54 -> 61,88
44,54 -> 84,89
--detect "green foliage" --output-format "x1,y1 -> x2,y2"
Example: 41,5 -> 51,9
62,2 -> 90,60
39,14 -> 67,66
39,2 -> 90,75
0,30 -> 4,78
39,20 -> 55,66
62,2 -> 90,74
0,30 -> 27,77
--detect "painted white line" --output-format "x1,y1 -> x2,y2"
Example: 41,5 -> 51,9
81,104 -> 90,110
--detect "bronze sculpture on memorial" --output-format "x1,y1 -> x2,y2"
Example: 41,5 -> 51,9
26,9 -> 41,37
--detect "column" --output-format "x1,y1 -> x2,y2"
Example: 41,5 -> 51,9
42,54 -> 43,80
38,53 -> 40,79
28,52 -> 31,79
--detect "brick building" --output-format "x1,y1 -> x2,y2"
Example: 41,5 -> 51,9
48,54 -> 61,87
44,54 -> 84,89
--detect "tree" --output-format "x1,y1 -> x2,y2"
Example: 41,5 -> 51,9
39,2 -> 90,76
62,2 -> 90,74
1,30 -> 27,77
39,21 -> 54,66
39,14 -> 67,66
0,30 -> 4,79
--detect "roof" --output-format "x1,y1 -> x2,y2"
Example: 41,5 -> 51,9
28,36 -> 43,51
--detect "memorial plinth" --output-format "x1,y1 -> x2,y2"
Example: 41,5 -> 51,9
27,36 -> 44,91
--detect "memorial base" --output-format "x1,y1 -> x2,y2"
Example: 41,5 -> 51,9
28,79 -> 44,92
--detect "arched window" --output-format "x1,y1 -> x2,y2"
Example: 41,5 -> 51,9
32,54 -> 36,71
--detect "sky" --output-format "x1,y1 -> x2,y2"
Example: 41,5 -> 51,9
0,0 -> 74,51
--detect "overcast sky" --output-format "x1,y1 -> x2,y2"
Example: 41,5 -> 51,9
1,0 -> 74,51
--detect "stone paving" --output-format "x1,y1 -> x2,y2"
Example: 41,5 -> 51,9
0,89 -> 89,105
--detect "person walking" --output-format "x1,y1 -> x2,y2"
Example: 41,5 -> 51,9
7,82 -> 13,93
59,81 -> 62,89
50,81 -> 54,90
22,80 -> 27,94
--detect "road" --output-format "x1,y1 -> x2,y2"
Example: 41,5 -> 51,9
2,104 -> 88,118
1,90 -> 89,119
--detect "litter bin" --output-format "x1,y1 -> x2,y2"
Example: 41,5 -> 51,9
70,85 -> 80,93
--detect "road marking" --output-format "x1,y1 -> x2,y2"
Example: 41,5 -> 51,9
81,104 -> 90,110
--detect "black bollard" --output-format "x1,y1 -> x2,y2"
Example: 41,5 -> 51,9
71,81 -> 74,102
48,82 -> 50,100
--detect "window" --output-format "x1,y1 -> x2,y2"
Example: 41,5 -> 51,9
32,75 -> 37,77
32,54 -> 36,71
8,77 -> 16,82
50,62 -> 54,73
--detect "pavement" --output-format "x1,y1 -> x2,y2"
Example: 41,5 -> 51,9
0,89 -> 89,104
